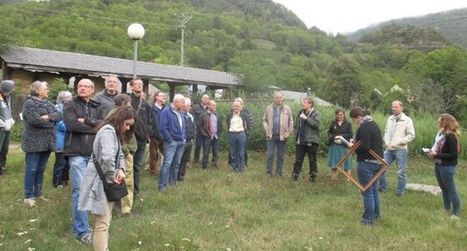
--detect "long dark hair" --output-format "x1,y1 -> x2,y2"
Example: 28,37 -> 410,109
97,106 -> 135,144
350,107 -> 366,118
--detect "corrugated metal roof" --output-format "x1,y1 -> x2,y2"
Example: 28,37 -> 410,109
1,47 -> 240,87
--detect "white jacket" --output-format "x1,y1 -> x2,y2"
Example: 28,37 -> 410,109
384,112 -> 415,150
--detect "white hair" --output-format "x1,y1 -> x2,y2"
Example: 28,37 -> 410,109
173,94 -> 185,103
185,97 -> 191,106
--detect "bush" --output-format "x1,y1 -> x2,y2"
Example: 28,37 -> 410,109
216,100 -> 466,157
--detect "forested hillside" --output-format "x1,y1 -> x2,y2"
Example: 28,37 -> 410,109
349,8 -> 467,48
0,0 -> 466,122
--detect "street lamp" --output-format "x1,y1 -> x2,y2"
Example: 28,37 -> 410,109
127,23 -> 145,80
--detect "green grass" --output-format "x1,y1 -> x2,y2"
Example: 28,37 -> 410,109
0,149 -> 466,250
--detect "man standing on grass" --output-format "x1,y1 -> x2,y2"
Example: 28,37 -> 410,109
262,91 -> 293,177
192,94 -> 210,165
129,79 -> 153,196
158,94 -> 186,191
64,79 -> 104,245
149,91 -> 166,176
378,100 -> 415,196
291,97 -> 320,182
178,97 -> 195,181
199,100 -> 223,169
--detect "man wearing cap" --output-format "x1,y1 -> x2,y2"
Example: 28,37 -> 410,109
0,80 -> 15,175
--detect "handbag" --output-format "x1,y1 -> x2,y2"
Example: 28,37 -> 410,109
93,143 -> 128,202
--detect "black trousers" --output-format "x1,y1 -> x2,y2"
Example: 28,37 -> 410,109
292,143 -> 318,178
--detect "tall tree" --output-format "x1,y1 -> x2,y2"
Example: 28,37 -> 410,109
325,56 -> 363,108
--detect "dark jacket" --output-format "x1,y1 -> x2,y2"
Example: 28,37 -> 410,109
435,133 -> 459,166
184,112 -> 195,141
355,117 -> 383,161
130,93 -> 153,142
226,110 -> 252,132
151,103 -> 164,139
199,110 -> 223,138
294,109 -> 320,144
159,106 -> 186,144
63,96 -> 104,156
193,103 -> 207,128
22,96 -> 62,153
327,120 -> 353,145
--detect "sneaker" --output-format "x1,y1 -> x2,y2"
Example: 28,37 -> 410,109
77,233 -> 93,245
450,215 -> 460,220
24,198 -> 36,207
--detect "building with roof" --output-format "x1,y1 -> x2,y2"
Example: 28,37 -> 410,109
0,46 -> 241,96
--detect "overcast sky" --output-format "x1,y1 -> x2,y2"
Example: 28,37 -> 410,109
272,0 -> 467,34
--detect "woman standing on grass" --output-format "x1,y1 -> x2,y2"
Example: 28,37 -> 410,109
78,105 -> 134,251
52,91 -> 73,188
349,107 -> 383,226
327,108 -> 353,180
427,114 -> 461,220
226,100 -> 251,172
22,81 -> 62,207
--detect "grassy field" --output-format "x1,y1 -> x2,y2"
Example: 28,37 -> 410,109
0,149 -> 466,251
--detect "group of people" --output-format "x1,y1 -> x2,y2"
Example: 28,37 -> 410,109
0,76 -> 460,249
260,92 -> 461,225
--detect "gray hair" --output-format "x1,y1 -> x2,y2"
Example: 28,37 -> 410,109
77,78 -> 95,88
393,100 -> 404,107
56,91 -> 73,104
29,81 -> 48,97
173,94 -> 185,103
274,91 -> 284,98
185,97 -> 192,106
234,97 -> 244,105
303,96 -> 314,106
105,74 -> 121,88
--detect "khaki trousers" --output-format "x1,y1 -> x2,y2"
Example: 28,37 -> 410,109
93,202 -> 113,251
120,154 -> 134,214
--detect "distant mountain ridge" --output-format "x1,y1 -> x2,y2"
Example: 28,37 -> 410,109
347,8 -> 467,48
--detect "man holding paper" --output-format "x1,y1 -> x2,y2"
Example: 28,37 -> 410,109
378,100 -> 415,196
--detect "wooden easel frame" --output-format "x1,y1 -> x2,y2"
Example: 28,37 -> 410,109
335,141 -> 389,192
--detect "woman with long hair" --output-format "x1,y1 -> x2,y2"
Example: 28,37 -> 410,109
78,105 -> 135,250
427,114 -> 461,220
327,108 -> 353,180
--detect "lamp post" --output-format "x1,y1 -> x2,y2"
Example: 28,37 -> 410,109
127,23 -> 145,80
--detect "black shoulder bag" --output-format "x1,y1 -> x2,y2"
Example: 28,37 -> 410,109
93,144 -> 128,202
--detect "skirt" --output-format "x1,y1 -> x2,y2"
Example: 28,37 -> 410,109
327,144 -> 353,170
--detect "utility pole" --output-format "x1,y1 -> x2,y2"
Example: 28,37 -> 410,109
178,14 -> 192,66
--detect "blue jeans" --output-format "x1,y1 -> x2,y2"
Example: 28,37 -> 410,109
435,164 -> 461,216
69,155 -> 91,238
158,140 -> 185,191
357,161 -> 381,223
378,149 -> 408,194
228,132 -> 246,171
24,151 -> 51,199
202,136 -> 219,169
133,139 -> 147,195
266,136 -> 286,176
52,152 -> 69,187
